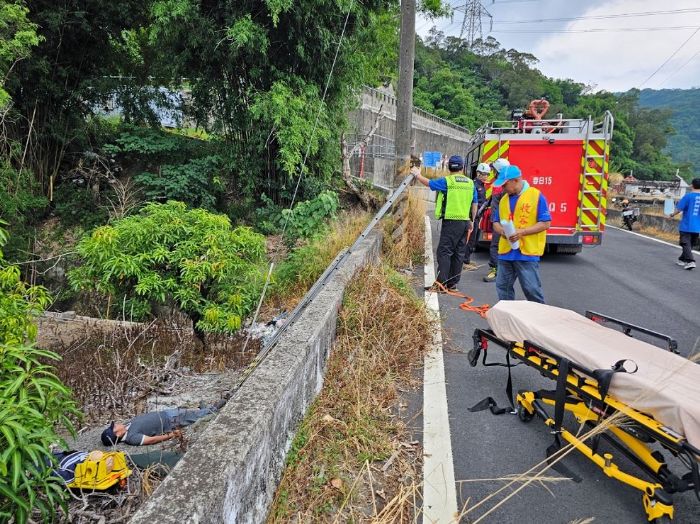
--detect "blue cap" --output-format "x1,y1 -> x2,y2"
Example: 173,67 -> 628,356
493,165 -> 522,187
447,155 -> 464,171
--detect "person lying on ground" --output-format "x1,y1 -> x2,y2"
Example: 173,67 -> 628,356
101,400 -> 226,446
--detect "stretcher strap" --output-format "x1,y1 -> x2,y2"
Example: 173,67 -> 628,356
589,359 -> 637,454
544,357 -> 583,482
680,448 -> 700,501
552,358 -> 570,438
468,350 -> 516,415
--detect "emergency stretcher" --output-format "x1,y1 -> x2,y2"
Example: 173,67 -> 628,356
468,301 -> 700,523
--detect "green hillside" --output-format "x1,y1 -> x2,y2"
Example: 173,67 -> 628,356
639,88 -> 700,176
413,33 -> 692,181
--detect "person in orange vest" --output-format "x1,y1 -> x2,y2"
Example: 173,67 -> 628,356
491,165 -> 551,303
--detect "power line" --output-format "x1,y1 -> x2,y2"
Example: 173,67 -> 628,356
656,48 -> 700,87
491,26 -> 700,34
639,27 -> 700,88
493,8 -> 700,25
489,0 -> 539,4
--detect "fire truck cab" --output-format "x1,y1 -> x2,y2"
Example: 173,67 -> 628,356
465,105 -> 614,254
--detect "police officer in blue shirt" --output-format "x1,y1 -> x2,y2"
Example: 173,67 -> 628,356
414,155 -> 478,289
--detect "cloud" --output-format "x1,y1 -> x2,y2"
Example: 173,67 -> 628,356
530,0 -> 700,91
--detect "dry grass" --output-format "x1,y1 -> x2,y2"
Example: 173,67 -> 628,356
267,265 -> 430,521
609,215 -> 680,243
267,210 -> 372,312
383,191 -> 426,270
53,322 -> 258,424
633,224 -> 679,243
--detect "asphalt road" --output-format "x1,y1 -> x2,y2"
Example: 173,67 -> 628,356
429,219 -> 700,524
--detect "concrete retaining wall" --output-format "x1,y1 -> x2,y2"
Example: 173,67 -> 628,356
36,311 -> 142,348
607,209 -> 680,235
348,87 -> 471,188
131,229 -> 383,524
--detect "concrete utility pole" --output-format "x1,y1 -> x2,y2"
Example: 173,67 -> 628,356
394,0 -> 416,186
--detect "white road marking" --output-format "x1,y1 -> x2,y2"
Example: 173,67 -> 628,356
608,225 -> 700,256
422,215 -> 458,523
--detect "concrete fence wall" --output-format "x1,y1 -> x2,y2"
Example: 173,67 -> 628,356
607,209 -> 680,235
347,87 -> 472,188
131,230 -> 383,524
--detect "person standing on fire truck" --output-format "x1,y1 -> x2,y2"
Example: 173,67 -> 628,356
414,155 -> 478,289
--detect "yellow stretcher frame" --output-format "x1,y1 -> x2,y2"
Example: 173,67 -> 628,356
470,327 -> 700,524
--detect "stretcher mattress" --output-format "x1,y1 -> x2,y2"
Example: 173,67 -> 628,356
486,301 -> 700,449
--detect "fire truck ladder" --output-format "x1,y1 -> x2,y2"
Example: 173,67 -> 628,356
578,112 -> 613,231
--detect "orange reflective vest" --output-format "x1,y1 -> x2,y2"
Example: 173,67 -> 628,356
498,187 -> 547,256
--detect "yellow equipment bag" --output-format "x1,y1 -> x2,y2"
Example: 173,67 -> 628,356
66,450 -> 132,490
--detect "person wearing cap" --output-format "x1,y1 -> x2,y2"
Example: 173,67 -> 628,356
669,177 -> 700,270
491,164 -> 551,303
101,401 -> 226,446
463,162 -> 491,269
413,155 -> 478,289
482,158 -> 510,282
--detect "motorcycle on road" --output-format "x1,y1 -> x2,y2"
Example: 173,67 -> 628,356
621,204 -> 640,231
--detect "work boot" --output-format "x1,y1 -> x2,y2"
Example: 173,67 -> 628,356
463,262 -> 479,271
483,267 -> 497,282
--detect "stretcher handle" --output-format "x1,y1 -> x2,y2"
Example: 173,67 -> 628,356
585,311 -> 679,354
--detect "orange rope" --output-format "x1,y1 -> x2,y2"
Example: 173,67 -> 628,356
430,281 -> 490,319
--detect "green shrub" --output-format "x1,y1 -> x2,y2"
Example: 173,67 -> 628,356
0,224 -> 79,523
0,161 -> 48,259
282,190 -> 339,240
105,125 -> 224,210
272,211 -> 369,300
134,155 -> 224,210
52,184 -> 109,230
0,344 -> 78,523
68,201 -> 267,334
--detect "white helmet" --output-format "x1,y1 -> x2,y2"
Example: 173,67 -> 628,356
492,158 -> 510,173
476,162 -> 490,173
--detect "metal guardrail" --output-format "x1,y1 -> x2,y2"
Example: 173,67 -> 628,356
471,111 -> 614,144
363,86 -> 470,136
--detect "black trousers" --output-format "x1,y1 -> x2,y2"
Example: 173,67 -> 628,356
437,220 -> 469,287
679,232 -> 699,262
463,227 -> 477,264
488,231 -> 500,268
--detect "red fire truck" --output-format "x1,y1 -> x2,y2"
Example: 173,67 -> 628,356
464,100 -> 614,254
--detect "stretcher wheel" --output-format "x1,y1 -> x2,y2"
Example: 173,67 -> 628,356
516,404 -> 534,423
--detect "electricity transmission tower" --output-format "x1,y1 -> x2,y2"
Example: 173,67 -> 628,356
457,0 -> 493,48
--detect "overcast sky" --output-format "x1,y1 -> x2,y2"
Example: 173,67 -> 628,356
416,0 -> 700,92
